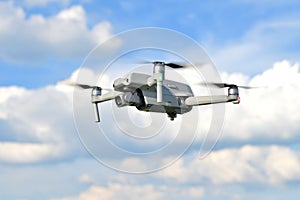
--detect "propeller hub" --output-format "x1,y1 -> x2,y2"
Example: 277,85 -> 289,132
153,61 -> 165,65
153,62 -> 165,74
92,87 -> 102,97
228,86 -> 239,95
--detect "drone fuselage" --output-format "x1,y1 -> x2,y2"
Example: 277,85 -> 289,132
91,65 -> 240,122
112,72 -> 193,120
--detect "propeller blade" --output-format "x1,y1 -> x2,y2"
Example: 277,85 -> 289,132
199,82 -> 260,89
199,82 -> 231,88
165,62 -> 186,69
137,60 -> 153,65
238,86 -> 260,89
67,83 -> 113,91
68,83 -> 96,89
138,60 -> 189,69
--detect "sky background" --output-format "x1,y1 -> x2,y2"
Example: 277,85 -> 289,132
1,0 -> 300,199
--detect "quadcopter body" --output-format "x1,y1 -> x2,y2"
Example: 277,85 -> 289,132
88,62 -> 242,122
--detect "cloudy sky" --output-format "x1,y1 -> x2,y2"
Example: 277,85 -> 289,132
1,0 -> 300,199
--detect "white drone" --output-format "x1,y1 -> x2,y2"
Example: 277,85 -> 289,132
73,61 -> 254,122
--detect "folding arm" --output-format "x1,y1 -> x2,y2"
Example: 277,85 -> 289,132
185,95 -> 231,106
91,91 -> 123,122
91,91 -> 123,104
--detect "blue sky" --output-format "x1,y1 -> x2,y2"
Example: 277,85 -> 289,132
2,0 -> 300,88
1,0 -> 300,199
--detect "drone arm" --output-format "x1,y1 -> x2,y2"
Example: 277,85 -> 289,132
91,91 -> 123,123
185,95 -> 230,106
91,91 -> 123,103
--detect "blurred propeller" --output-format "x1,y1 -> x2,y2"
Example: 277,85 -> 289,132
164,62 -> 186,69
139,60 -> 189,69
200,82 -> 261,89
67,83 -> 112,91
69,83 -> 97,89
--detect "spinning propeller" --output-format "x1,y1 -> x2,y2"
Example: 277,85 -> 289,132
139,60 -> 189,69
200,82 -> 260,89
67,83 -> 112,91
68,83 -> 98,89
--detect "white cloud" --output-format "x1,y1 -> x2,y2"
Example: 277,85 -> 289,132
0,86 -> 26,119
0,2 -> 116,63
58,183 -> 204,200
0,142 -> 62,163
0,81 -> 80,163
0,67 -> 116,164
250,60 -> 300,86
1,60 -> 299,165
157,145 -> 300,185
0,61 -> 300,199
59,184 -> 162,200
220,60 -> 300,142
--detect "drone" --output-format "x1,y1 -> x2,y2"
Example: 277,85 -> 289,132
72,61 -> 256,122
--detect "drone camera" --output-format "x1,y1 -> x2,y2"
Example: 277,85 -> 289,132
115,95 -> 124,107
115,92 -> 142,107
